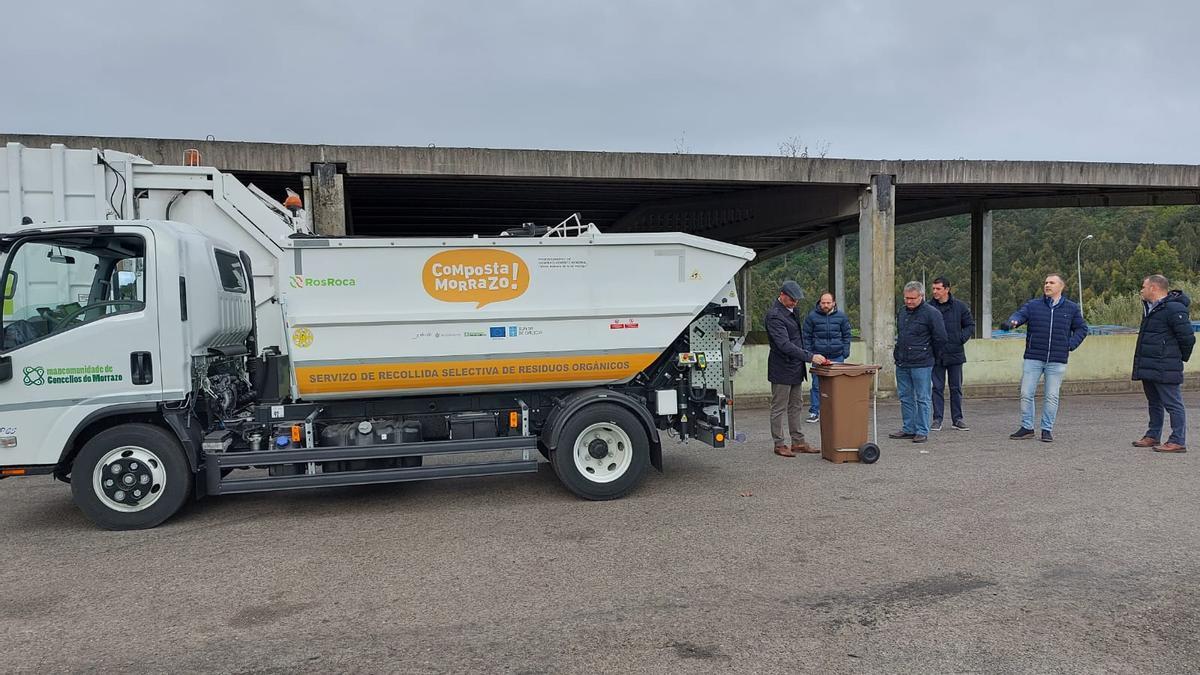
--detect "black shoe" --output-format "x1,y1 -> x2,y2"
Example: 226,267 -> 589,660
912,435 -> 928,443
1041,430 -> 1053,443
952,420 -> 970,431
1010,427 -> 1035,440
930,420 -> 943,432
888,431 -> 916,439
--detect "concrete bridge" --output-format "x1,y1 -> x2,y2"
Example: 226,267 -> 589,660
6,134 -> 1199,373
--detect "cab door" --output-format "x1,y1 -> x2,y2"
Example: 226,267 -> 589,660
0,227 -> 162,468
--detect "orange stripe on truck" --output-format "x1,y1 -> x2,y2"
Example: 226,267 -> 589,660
295,353 -> 661,395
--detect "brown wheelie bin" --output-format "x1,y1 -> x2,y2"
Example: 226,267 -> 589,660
809,363 -> 881,464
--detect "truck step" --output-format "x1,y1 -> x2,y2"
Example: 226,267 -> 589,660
212,436 -> 538,470
211,460 -> 540,495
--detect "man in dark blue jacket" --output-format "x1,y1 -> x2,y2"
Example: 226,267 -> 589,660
929,277 -> 976,431
1131,275 -> 1194,453
802,292 -> 852,422
1006,273 -> 1088,442
767,281 -> 830,457
888,281 -> 947,443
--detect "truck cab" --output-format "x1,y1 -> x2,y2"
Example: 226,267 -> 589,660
1,221 -> 254,528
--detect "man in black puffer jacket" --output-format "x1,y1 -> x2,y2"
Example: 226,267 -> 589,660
802,292 -> 852,423
1131,275 -> 1195,453
929,277 -> 975,431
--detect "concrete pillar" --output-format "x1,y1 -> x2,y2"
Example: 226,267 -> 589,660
970,204 -> 993,339
737,266 -> 753,333
311,162 -> 346,237
829,234 -> 846,304
858,175 -> 896,372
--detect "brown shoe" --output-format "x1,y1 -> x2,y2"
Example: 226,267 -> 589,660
791,443 -> 819,454
774,445 -> 797,458
1132,436 -> 1159,448
1153,442 -> 1187,453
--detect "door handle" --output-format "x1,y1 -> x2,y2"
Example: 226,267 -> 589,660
130,352 -> 153,385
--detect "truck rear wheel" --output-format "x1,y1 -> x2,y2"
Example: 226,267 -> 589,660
552,403 -> 649,500
70,424 -> 193,530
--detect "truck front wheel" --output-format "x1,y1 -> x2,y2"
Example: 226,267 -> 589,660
70,424 -> 193,530
552,403 -> 649,500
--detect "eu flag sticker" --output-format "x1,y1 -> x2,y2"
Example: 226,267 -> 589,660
489,326 -> 506,338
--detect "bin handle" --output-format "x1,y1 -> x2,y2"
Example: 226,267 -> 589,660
871,369 -> 879,445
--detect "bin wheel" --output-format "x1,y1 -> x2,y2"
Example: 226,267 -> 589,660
858,442 -> 881,464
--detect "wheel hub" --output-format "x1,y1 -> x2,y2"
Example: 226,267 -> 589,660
100,458 -> 153,505
587,438 -> 609,459
573,422 -> 634,484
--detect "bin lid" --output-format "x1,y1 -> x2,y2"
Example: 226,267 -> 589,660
810,363 -> 880,377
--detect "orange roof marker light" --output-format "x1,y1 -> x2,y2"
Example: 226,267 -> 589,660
283,189 -> 303,215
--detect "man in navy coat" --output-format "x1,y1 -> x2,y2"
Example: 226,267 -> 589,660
929,277 -> 976,431
1006,273 -> 1088,443
1131,274 -> 1194,453
767,281 -> 830,457
802,292 -> 852,423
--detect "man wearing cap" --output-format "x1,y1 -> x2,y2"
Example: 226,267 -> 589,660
766,280 -> 830,457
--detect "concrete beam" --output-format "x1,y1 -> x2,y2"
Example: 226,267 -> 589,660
970,190 -> 1200,210
311,163 -> 346,236
6,134 -> 1199,188
754,219 -> 856,264
611,185 -> 860,244
970,205 -> 994,339
859,175 -> 896,373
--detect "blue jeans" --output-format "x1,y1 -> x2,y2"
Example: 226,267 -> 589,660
896,366 -> 933,436
809,355 -> 846,414
1143,380 -> 1187,446
1020,359 -> 1067,432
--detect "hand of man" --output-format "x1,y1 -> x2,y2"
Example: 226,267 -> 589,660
812,354 -> 829,366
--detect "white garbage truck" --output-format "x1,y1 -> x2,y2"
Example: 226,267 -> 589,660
0,143 -> 754,529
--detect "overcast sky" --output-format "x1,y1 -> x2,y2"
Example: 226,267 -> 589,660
4,1 -> 1197,163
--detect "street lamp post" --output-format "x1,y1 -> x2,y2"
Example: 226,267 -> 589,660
1076,234 -> 1094,320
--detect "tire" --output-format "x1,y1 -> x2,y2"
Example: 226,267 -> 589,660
859,442 -> 881,464
70,423 -> 193,530
551,403 -> 649,500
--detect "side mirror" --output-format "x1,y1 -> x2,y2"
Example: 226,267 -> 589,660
0,355 -> 10,383
2,270 -> 14,300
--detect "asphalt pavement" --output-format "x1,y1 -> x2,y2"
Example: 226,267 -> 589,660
1,393 -> 1197,673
